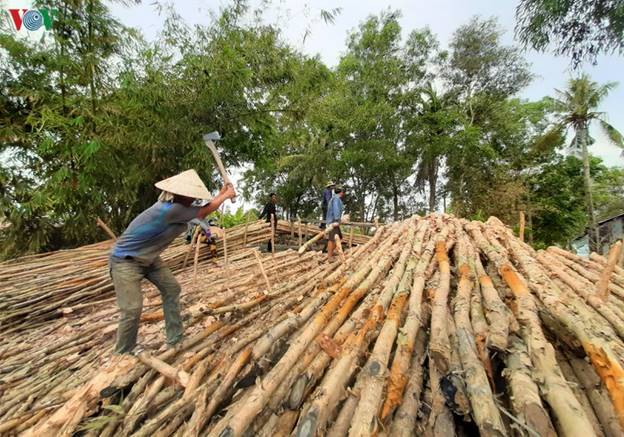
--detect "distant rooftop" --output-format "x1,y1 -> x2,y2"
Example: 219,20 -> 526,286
597,212 -> 624,226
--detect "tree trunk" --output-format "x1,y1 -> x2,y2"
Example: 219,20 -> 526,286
527,204 -> 534,245
580,123 -> 599,252
392,182 -> 399,221
87,0 -> 97,130
428,161 -> 437,213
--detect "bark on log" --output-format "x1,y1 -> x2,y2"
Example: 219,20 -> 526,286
293,305 -> 384,437
474,253 -> 510,351
137,352 -> 190,387
425,351 -> 456,437
388,327 -> 428,437
452,230 -> 506,436
22,355 -> 136,437
503,334 -> 557,437
380,226 -> 443,422
555,350 -> 605,436
430,238 -> 453,373
596,241 -> 623,301
466,220 -> 598,437
566,350 -> 624,437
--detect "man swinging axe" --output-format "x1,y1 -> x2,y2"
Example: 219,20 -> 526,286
110,149 -> 235,354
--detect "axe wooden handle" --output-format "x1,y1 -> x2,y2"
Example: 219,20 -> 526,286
205,140 -> 236,203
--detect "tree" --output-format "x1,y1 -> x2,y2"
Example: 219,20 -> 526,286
266,12 -> 436,222
516,0 -> 624,67
331,11 -> 412,221
0,1 -> 321,257
0,0 -> 126,256
527,155 -> 588,247
528,155 -> 624,248
547,74 -> 624,250
593,165 -> 624,220
444,16 -> 532,120
405,83 -> 459,212
442,17 -> 534,218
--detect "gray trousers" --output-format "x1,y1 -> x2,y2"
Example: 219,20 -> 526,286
110,256 -> 182,354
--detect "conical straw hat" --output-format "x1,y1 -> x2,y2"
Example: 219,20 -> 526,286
155,169 -> 211,199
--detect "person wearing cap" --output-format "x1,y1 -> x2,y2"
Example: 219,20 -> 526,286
320,181 -> 335,229
109,169 -> 236,354
326,186 -> 345,260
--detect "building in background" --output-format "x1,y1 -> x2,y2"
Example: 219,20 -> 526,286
572,212 -> 624,256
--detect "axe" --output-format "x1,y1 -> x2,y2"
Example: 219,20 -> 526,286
203,131 -> 236,203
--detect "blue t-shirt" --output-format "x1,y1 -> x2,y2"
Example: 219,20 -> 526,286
325,194 -> 344,224
112,201 -> 200,264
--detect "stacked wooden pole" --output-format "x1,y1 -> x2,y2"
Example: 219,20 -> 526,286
0,220 -> 369,333
3,214 -> 624,437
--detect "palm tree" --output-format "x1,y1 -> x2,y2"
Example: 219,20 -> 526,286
550,74 -> 624,251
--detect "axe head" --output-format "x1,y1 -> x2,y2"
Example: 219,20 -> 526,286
203,131 -> 221,142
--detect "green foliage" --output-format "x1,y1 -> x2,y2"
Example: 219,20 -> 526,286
1,2 -> 623,258
211,207 -> 258,228
546,75 -> 624,154
594,165 -> 624,220
528,155 -> 624,248
516,0 -> 624,67
446,16 -> 532,101
528,155 -> 588,247
1,1 -> 310,257
544,73 -> 623,250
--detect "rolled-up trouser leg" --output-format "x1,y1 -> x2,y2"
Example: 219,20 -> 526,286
147,257 -> 183,345
111,259 -> 145,354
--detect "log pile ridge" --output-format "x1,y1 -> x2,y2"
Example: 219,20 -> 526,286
1,214 -> 624,437
0,219 -> 368,334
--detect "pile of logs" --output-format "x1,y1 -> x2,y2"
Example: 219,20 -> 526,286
1,214 -> 624,437
0,219 -> 368,334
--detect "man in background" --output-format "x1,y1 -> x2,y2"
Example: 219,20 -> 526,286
320,181 -> 335,229
259,193 -> 278,251
326,186 -> 345,260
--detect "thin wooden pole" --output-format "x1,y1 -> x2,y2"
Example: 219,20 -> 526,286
96,217 -> 117,240
298,223 -> 337,255
254,250 -> 272,294
137,352 -> 189,387
596,240 -> 623,301
243,216 -> 250,246
334,234 -> 345,263
222,204 -> 229,267
223,228 -> 229,266
348,226 -> 354,249
183,226 -> 200,269
270,214 -> 275,258
519,211 -> 525,242
297,217 -> 302,247
192,230 -> 202,284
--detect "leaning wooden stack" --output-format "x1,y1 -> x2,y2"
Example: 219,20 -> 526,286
1,214 -> 624,437
0,219 -> 368,334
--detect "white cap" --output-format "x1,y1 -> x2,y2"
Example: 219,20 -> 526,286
155,169 -> 211,199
